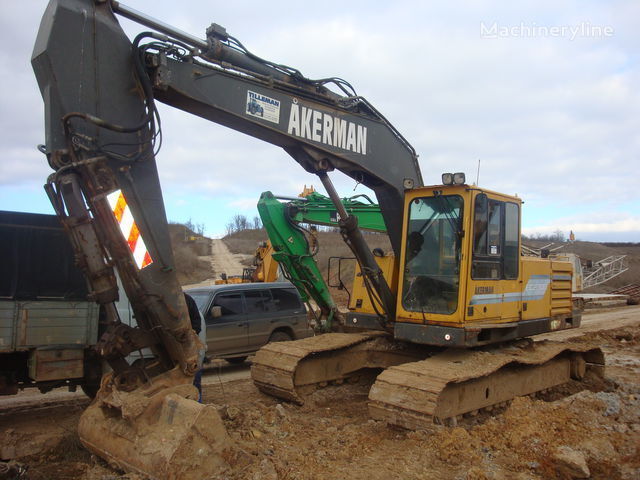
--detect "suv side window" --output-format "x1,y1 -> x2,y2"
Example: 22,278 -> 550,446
211,292 -> 244,319
271,288 -> 302,311
244,290 -> 272,314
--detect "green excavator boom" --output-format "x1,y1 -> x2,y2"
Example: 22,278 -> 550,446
257,190 -> 385,330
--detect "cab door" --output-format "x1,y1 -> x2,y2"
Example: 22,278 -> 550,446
466,193 -> 521,323
204,291 -> 249,356
467,194 -> 502,322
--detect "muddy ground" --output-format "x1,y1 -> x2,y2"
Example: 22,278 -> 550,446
1,308 -> 639,479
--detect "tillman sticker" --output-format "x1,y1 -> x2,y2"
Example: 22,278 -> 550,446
246,90 -> 280,124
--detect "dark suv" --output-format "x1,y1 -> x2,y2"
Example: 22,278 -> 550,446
186,282 -> 313,363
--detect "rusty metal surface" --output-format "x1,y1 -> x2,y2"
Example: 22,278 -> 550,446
28,348 -> 85,382
0,302 -> 15,352
78,366 -> 236,479
0,300 -> 98,352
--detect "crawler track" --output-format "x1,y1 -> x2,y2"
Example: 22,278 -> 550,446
368,341 -> 605,429
252,332 -> 605,430
251,332 -> 424,403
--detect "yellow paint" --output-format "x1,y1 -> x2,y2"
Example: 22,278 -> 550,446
349,184 -> 575,332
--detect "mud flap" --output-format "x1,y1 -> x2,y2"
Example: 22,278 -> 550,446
78,369 -> 236,479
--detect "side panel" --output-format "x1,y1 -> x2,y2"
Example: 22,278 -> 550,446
28,348 -> 85,381
521,258 -> 554,321
464,280 -> 504,323
0,302 -> 17,352
350,255 -> 399,314
15,301 -> 98,348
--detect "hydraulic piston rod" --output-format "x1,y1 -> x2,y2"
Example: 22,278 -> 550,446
317,172 -> 396,321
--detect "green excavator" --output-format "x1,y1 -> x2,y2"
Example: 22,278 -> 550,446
257,187 -> 385,330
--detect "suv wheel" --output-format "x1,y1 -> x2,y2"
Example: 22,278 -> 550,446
225,356 -> 248,365
268,331 -> 292,343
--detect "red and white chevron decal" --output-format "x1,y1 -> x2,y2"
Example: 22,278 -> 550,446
107,190 -> 153,269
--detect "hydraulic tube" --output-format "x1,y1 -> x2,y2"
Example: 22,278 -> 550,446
317,172 -> 396,322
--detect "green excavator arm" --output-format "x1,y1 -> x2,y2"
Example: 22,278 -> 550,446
257,189 -> 385,331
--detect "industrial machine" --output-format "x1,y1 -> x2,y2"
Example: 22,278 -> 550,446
257,188 -> 385,329
32,1 -> 603,477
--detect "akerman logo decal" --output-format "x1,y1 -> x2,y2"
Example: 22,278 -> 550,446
287,99 -> 367,155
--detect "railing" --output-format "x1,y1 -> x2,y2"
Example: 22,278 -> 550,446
583,255 -> 629,288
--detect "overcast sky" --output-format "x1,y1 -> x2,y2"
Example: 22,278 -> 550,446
1,1 -> 638,241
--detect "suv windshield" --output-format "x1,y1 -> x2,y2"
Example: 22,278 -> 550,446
189,291 -> 213,312
402,195 -> 463,315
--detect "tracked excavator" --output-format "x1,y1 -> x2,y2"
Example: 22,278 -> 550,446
32,1 -> 603,477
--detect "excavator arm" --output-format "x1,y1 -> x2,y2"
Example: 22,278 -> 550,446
257,189 -> 385,330
34,0 -> 424,321
31,1 -> 420,476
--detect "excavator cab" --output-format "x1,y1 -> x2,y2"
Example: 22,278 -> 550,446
392,179 -> 579,347
346,175 -> 580,347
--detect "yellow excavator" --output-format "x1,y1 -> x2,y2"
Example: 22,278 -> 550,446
252,182 -> 603,429
32,1 -> 603,477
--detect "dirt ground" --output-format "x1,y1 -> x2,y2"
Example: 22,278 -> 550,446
1,307 -> 639,479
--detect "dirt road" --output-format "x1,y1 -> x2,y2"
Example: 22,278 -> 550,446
1,306 -> 639,479
183,239 -> 252,288
210,239 -> 248,277
539,305 -> 640,341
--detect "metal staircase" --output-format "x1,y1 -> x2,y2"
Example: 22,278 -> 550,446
582,255 -> 629,289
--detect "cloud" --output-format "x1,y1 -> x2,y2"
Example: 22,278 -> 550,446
227,197 -> 260,211
523,212 -> 640,241
1,0 -> 638,240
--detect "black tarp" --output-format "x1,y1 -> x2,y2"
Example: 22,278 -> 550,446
0,210 -> 89,300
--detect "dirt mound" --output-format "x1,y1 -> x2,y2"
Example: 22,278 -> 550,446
168,223 -> 214,285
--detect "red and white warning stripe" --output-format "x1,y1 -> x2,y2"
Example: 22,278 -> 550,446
107,190 -> 153,269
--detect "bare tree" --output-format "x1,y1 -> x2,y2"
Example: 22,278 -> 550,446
226,214 -> 251,234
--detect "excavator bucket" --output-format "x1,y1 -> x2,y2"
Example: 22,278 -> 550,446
78,368 -> 237,479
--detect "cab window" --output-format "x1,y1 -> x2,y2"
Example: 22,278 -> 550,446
402,194 -> 464,315
472,193 -> 519,280
271,288 -> 302,311
245,290 -> 272,314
